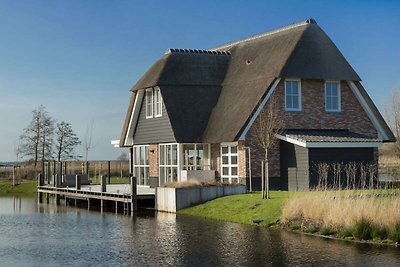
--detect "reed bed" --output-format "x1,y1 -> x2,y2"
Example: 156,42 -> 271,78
281,189 -> 400,243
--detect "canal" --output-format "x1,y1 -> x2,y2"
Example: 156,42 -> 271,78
0,197 -> 399,266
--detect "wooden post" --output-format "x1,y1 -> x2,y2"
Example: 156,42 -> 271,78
46,193 -> 49,204
76,175 -> 81,190
53,160 -> 56,186
87,198 -> 90,210
56,194 -> 60,205
47,161 -> 51,184
100,199 -> 104,213
131,175 -> 137,215
108,161 -> 111,184
12,166 -> 15,187
38,173 -> 44,186
59,161 -> 63,186
37,173 -> 43,204
86,161 -> 89,175
129,147 -> 133,174
101,175 -> 107,192
115,201 -> 118,214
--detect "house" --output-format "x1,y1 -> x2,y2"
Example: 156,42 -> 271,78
118,18 -> 395,191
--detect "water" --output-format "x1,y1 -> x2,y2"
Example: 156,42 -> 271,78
0,197 -> 399,266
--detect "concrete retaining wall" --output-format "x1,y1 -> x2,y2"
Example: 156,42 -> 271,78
156,185 -> 246,213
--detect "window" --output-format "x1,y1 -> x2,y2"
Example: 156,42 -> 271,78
145,87 -> 162,119
154,87 -> 162,117
325,81 -> 341,112
145,89 -> 153,118
159,144 -> 178,185
221,143 -> 239,184
133,145 -> 149,185
285,80 -> 301,111
182,144 -> 210,170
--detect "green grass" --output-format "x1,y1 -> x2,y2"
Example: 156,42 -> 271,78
0,180 -> 37,196
178,191 -> 290,226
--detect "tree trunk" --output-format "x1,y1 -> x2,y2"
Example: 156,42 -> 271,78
263,149 -> 270,199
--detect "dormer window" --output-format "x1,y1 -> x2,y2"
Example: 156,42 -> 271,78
145,89 -> 153,118
285,79 -> 301,111
154,87 -> 162,117
145,87 -> 162,118
325,81 -> 341,112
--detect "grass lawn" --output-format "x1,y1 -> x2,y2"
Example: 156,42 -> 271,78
0,180 -> 37,197
178,191 -> 290,226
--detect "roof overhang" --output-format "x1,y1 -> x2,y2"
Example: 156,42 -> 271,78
276,134 -> 383,148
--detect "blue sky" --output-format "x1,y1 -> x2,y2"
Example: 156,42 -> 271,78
0,0 -> 399,161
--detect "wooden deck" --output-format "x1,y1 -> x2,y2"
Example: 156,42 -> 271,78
38,184 -> 155,203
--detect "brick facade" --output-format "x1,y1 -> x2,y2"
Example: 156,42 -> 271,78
149,144 -> 158,177
245,79 -> 378,179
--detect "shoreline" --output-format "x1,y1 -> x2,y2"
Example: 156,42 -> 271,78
178,190 -> 400,247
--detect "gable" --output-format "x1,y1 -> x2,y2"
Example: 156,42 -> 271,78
132,90 -> 176,145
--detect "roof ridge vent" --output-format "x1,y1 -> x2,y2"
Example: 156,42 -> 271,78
165,48 -> 231,55
306,18 -> 317,24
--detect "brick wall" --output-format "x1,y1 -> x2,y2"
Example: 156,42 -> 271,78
211,143 -> 221,179
245,79 -> 378,178
149,144 -> 158,177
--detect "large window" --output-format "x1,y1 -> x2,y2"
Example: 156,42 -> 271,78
285,80 -> 301,111
325,81 -> 341,112
133,145 -> 149,185
182,144 -> 210,170
145,87 -> 162,118
159,144 -> 178,185
221,143 -> 239,184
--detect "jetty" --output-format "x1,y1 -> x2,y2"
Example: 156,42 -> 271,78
37,173 -> 155,214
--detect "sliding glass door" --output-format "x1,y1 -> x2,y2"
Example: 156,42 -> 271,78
159,144 -> 178,185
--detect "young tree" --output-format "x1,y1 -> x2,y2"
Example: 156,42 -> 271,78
84,120 -> 96,161
384,87 -> 400,157
253,95 -> 284,199
19,105 -> 54,170
55,121 -> 81,162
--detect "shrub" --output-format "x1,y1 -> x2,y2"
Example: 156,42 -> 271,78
319,226 -> 336,236
289,222 -> 301,231
388,222 -> 400,243
352,218 -> 373,240
371,224 -> 388,240
337,228 -> 353,239
304,224 -> 318,233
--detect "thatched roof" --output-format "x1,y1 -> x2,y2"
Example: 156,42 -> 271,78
120,18 -> 393,146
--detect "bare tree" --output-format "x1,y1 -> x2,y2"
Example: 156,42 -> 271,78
55,121 -> 81,162
253,95 -> 284,199
84,120 -> 96,161
19,105 -> 54,170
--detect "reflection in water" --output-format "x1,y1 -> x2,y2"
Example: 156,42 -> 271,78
0,197 -> 399,266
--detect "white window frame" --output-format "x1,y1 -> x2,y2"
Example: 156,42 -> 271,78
154,87 -> 163,118
182,143 -> 211,171
285,79 -> 302,112
220,142 -> 239,184
325,81 -> 341,112
145,88 -> 154,118
133,145 -> 149,186
159,143 -> 179,185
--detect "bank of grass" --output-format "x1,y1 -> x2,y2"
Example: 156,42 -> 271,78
281,189 -> 400,244
0,180 -> 37,196
178,191 -> 290,226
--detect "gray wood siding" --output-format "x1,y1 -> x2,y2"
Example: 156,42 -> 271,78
308,148 -> 374,188
280,142 -> 309,191
133,97 -> 176,145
